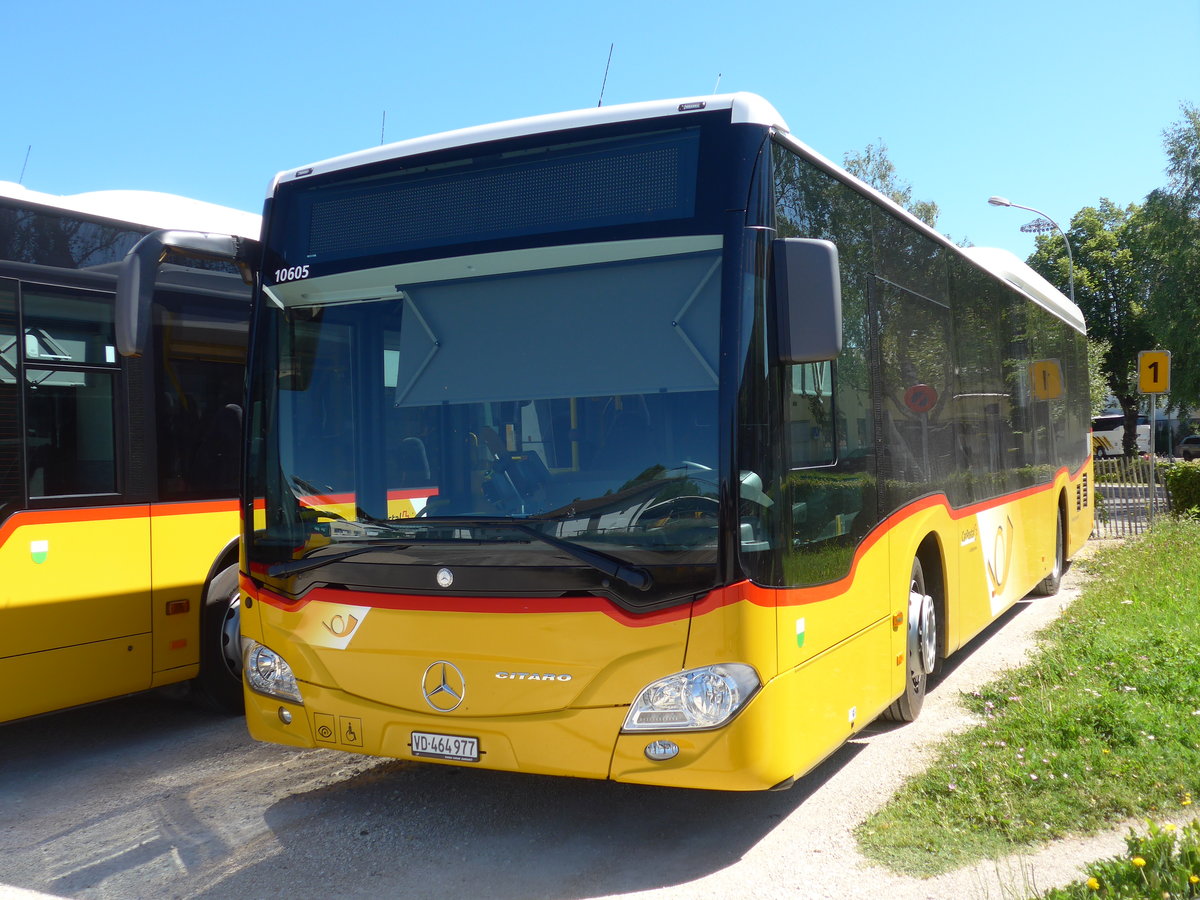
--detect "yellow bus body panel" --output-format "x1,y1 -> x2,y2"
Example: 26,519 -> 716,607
148,500 -> 239,680
243,461 -> 1094,790
0,501 -> 240,722
0,508 -> 151,656
242,584 -> 691,776
244,587 -> 690,713
0,635 -> 153,722
612,617 -> 893,790
0,507 -> 151,721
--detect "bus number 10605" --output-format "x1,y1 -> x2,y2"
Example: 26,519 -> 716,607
274,265 -> 310,283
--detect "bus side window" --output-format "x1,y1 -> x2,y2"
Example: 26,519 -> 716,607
22,287 -> 119,498
154,294 -> 249,500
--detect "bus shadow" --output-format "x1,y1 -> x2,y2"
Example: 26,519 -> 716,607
858,590 -> 1043,739
934,591 -> 1042,686
198,740 -> 868,900
0,692 -> 239,783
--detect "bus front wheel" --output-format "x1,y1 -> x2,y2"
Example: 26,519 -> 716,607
196,563 -> 244,713
884,557 -> 936,723
1031,508 -> 1065,597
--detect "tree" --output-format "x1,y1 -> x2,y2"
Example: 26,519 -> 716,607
1135,103 -> 1200,409
843,141 -> 940,229
1028,200 -> 1154,456
1087,338 -> 1111,416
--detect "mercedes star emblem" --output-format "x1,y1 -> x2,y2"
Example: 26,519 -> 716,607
421,661 -> 466,712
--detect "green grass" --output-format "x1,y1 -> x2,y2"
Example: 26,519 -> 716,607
1037,821 -> 1200,899
856,519 -> 1200,878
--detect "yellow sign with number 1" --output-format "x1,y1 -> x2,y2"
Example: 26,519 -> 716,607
1138,350 -> 1171,394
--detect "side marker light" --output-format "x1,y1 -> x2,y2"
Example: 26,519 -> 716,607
644,740 -> 680,761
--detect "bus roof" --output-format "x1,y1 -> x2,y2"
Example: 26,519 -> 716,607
266,95 -> 1084,334
0,180 -> 260,239
961,246 -> 1086,334
270,93 -> 789,194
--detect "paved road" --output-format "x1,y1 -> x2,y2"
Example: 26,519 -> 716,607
1,556 -> 1106,900
2,694 -> 828,899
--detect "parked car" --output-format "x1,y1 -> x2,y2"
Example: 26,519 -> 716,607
1175,434 -> 1200,460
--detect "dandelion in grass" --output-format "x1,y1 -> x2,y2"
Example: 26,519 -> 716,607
1132,856 -> 1146,867
1190,874 -> 1199,884
1087,876 -> 1101,891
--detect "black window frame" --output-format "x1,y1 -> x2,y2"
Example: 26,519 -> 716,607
14,280 -> 126,506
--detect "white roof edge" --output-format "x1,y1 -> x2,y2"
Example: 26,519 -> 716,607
0,180 -> 260,239
765,134 -> 1087,335
269,92 -> 788,195
961,246 -> 1086,333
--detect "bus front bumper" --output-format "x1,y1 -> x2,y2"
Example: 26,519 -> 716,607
244,660 -> 852,792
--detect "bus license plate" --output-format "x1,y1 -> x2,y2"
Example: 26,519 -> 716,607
410,731 -> 480,762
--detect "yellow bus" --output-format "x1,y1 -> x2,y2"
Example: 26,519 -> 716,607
0,181 -> 257,722
121,94 -> 1092,790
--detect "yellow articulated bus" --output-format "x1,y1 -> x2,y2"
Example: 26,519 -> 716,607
120,94 -> 1092,790
0,182 -> 258,722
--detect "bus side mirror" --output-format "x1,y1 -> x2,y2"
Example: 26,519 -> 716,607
116,230 -> 259,358
772,238 -> 842,363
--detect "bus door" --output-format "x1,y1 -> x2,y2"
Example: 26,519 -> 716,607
0,281 -> 153,722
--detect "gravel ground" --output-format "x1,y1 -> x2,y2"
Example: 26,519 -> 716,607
0,540 -> 1165,900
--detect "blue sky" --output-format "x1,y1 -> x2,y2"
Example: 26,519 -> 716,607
8,0 -> 1199,255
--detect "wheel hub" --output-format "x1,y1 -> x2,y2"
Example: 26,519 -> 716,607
219,593 -> 242,678
908,588 -> 936,676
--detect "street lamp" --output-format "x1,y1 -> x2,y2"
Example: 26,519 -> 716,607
987,195 -> 1075,304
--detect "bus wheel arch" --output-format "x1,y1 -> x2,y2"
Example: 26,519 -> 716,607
196,545 -> 244,713
883,535 -> 944,723
1031,493 -> 1067,597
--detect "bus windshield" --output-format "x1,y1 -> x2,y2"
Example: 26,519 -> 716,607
249,239 -> 722,597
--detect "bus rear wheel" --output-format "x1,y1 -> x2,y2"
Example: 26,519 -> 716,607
884,557 -> 936,723
196,563 -> 244,713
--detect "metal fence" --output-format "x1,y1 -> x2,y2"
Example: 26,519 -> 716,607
1092,457 -> 1171,539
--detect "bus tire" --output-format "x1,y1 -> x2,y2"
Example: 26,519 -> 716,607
883,556 -> 936,723
1031,507 -> 1065,597
196,562 -> 244,713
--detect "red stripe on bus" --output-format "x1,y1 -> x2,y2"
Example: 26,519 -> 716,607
249,459 -> 1090,622
149,499 -> 240,517
252,582 -> 697,627
0,504 -> 151,547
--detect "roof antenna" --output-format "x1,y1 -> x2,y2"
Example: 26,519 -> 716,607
380,111 -> 387,145
712,73 -> 722,94
18,145 -> 31,185
597,43 -> 614,107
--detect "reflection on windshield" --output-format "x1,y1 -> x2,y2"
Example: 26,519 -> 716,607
254,244 -> 723,567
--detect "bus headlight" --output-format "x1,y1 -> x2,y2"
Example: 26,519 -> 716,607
622,664 -> 759,732
244,641 -> 304,704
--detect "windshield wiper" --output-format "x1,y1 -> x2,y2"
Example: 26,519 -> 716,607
418,517 -> 653,592
266,517 -> 653,591
266,540 -> 415,578
264,519 -> 652,591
